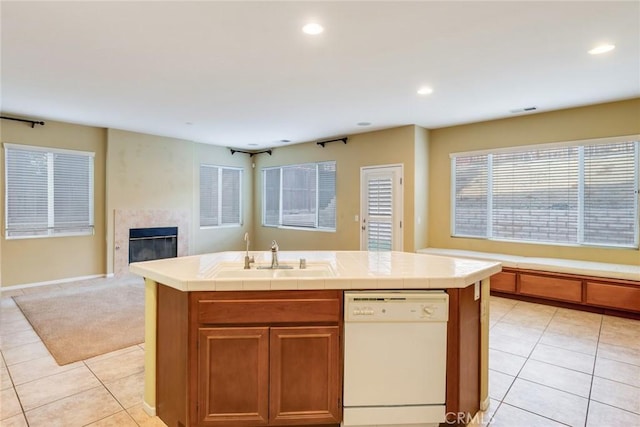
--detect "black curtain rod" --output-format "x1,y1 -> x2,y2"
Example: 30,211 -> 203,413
229,148 -> 272,157
317,137 -> 348,147
1,116 -> 45,128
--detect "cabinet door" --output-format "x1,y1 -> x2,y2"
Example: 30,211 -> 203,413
269,326 -> 341,425
198,327 -> 269,426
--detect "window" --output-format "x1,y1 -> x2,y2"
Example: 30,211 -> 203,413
451,137 -> 639,248
5,143 -> 95,239
262,161 -> 336,231
200,165 -> 242,227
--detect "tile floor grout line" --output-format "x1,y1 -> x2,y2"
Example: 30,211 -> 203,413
513,376 -> 591,401
10,363 -> 88,388
587,397 -> 640,417
494,302 -> 593,426
497,401 -> 573,427
82,358 -> 146,426
21,384 -> 111,424
595,354 -> 640,369
0,349 -> 31,426
535,335 -> 599,356
582,305 -> 603,427
526,353 -> 596,376
590,374 -> 640,390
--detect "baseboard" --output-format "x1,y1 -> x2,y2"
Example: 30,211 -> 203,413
1,274 -> 107,291
106,273 -> 115,278
143,401 -> 156,417
480,396 -> 490,411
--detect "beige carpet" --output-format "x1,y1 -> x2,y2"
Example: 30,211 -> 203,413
13,277 -> 145,365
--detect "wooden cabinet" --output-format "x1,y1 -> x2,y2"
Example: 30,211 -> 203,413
519,273 -> 582,303
270,327 -> 341,425
157,287 -> 343,427
197,327 -> 270,425
490,268 -> 640,317
489,271 -> 516,293
586,281 -> 640,312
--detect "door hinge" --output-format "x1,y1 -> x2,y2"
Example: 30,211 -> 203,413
400,221 -> 402,228
400,177 -> 403,185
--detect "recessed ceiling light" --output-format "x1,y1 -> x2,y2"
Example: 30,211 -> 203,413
248,143 -> 259,147
588,44 -> 615,55
280,139 -> 291,143
357,122 -> 372,126
302,23 -> 324,35
417,86 -> 433,95
185,122 -> 193,125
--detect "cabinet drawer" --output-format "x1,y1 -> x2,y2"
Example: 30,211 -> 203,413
519,273 -> 582,303
490,271 -> 516,293
197,291 -> 341,325
586,282 -> 640,313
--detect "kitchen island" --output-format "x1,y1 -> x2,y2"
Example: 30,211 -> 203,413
130,250 -> 501,427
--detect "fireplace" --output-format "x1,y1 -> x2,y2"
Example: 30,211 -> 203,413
129,227 -> 178,263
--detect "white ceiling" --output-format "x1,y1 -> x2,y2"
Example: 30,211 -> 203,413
2,1 -> 639,150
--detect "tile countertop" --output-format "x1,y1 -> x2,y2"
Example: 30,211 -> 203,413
129,251 -> 502,292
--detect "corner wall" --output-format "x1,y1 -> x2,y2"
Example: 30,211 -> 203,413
252,126 -> 419,252
105,129 -> 253,275
0,119 -> 107,286
428,98 -> 640,265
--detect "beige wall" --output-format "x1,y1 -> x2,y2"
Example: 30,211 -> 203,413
252,125 -> 420,252
1,119 -> 107,286
414,126 -> 429,251
428,98 -> 640,265
105,129 -> 253,275
3,98 -> 637,286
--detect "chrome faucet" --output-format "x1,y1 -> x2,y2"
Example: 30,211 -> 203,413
270,240 -> 279,269
243,232 -> 254,269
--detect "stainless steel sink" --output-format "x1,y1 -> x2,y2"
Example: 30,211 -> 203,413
211,261 -> 336,279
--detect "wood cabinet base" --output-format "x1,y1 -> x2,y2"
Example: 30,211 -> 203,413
490,269 -> 640,319
157,287 -> 343,427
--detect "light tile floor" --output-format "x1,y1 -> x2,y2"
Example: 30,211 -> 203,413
478,296 -> 640,427
0,280 -> 166,427
1,282 -> 639,426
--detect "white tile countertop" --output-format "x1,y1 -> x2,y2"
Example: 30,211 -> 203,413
129,251 -> 502,292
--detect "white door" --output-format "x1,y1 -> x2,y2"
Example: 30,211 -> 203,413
360,165 -> 403,251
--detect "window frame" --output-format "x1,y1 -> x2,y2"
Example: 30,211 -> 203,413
450,135 -> 640,249
262,161 -> 337,232
199,164 -> 243,228
4,143 -> 95,240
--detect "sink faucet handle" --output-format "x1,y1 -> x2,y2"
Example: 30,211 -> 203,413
271,240 -> 279,251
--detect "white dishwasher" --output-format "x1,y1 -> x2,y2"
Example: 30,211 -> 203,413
343,291 -> 448,427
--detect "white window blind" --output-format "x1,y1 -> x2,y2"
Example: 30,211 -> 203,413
583,142 -> 638,247
366,177 -> 393,250
263,168 -> 281,227
262,161 -> 336,231
200,165 -> 242,227
5,144 -> 94,239
451,138 -> 639,248
453,155 -> 488,237
282,164 -> 317,227
492,147 -> 579,243
318,162 -> 337,229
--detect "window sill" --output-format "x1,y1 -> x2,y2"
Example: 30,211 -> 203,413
262,225 -> 336,233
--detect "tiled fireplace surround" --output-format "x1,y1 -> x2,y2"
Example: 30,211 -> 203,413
114,209 -> 190,276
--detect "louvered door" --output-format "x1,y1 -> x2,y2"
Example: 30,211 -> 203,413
360,165 -> 403,251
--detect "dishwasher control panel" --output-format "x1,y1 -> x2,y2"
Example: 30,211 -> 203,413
344,291 -> 448,322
